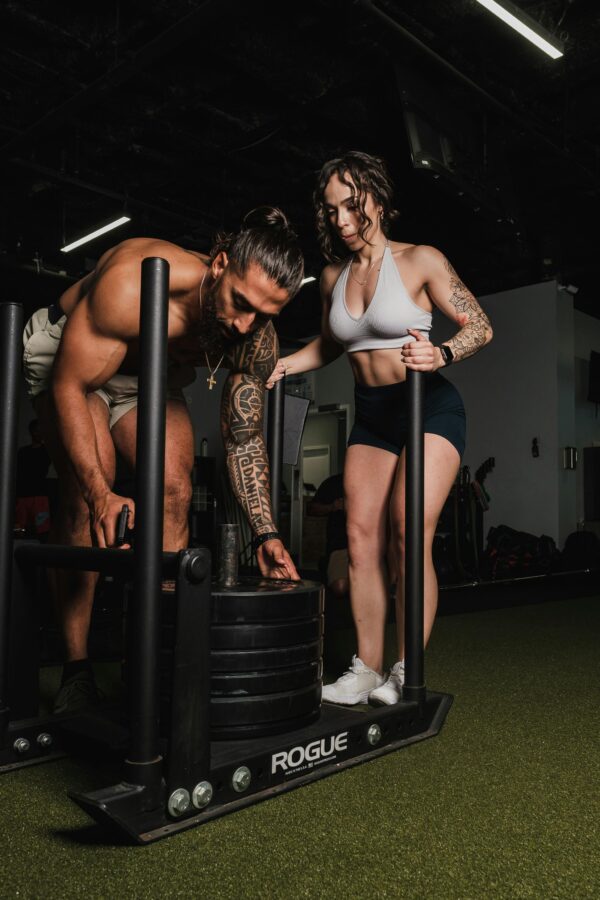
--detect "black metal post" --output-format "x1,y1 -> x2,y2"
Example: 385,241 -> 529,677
124,258 -> 169,799
166,548 -> 212,796
267,377 -> 285,528
0,303 -> 24,741
403,369 -> 425,704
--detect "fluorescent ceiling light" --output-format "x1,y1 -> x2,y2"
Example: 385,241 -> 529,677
301,276 -> 316,286
475,0 -> 564,59
61,216 -> 131,252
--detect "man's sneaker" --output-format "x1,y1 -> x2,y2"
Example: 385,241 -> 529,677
321,655 -> 384,705
53,669 -> 101,715
369,660 -> 405,706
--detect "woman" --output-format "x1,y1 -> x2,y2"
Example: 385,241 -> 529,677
267,151 -> 492,705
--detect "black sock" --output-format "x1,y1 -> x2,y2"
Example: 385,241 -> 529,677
62,658 -> 93,685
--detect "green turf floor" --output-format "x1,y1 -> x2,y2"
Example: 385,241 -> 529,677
1,595 -> 599,899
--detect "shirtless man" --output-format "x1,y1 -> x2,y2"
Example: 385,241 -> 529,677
22,206 -> 304,711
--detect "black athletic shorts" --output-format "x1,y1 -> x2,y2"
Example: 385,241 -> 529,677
348,372 -> 466,460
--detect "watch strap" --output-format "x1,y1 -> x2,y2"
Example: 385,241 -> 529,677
253,531 -> 282,551
439,344 -> 454,366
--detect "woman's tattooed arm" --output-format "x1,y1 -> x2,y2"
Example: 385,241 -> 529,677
440,258 -> 493,362
420,245 -> 493,363
220,321 -> 279,535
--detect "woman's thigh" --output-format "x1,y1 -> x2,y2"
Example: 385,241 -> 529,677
344,443 -> 399,551
390,433 -> 460,539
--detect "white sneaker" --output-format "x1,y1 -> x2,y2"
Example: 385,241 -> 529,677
321,655 -> 384,705
369,661 -> 405,706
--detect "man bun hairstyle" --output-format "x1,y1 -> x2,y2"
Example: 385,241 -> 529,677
314,150 -> 399,262
242,206 -> 290,230
210,206 -> 304,298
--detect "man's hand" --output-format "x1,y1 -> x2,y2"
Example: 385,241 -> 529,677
89,491 -> 136,548
256,539 -> 300,580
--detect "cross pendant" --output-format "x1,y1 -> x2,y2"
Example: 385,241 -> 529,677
207,373 -> 217,390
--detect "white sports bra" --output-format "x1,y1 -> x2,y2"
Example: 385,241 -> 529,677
328,245 -> 432,352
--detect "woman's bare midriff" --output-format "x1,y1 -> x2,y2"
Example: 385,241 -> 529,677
348,347 -> 412,387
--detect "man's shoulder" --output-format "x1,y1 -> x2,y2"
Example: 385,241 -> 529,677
225,320 -> 277,375
82,239 -> 206,334
97,238 -> 204,279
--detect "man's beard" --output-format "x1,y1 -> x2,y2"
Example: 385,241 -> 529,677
199,287 -> 232,352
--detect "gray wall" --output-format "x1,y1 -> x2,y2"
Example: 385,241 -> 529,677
431,280 -> 573,545
574,309 -> 600,523
556,292 -> 576,541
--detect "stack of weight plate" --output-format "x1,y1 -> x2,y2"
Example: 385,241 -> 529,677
210,577 -> 323,739
160,577 -> 324,741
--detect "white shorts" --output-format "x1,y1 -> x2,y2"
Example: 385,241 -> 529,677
23,306 -> 196,429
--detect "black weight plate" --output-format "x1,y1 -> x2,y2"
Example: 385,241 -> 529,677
211,616 -> 322,650
211,708 -> 321,740
210,639 -> 323,673
210,660 -> 322,696
211,576 -> 322,597
161,610 -> 323,651
160,641 -> 323,673
210,682 -> 321,727
210,587 -> 323,624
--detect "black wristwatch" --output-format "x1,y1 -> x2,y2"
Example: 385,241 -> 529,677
439,344 -> 454,366
253,531 -> 281,551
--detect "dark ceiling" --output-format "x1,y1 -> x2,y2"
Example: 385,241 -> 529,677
1,0 -> 599,337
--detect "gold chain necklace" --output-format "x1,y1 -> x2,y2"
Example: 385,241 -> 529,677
348,240 -> 389,286
204,351 -> 224,390
199,269 -> 224,390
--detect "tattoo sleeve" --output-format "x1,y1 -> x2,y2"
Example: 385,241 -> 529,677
221,322 -> 279,536
442,258 -> 493,362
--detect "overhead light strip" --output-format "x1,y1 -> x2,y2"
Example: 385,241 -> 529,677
301,276 -> 316,286
61,216 -> 131,253
475,0 -> 564,59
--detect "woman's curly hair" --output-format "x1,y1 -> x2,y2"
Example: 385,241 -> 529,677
314,151 -> 399,262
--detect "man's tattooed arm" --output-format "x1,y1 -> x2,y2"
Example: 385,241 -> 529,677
220,321 -> 278,535
437,257 -> 493,362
